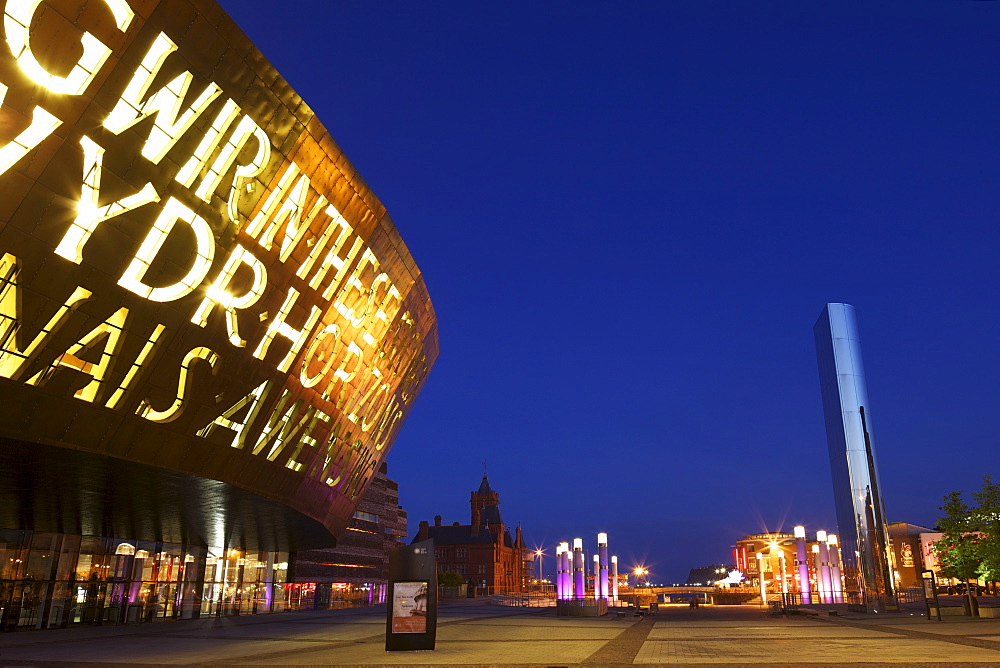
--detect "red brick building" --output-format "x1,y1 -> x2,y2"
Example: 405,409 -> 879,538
413,475 -> 528,594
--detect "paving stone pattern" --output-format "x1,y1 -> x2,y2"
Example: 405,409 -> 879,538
3,600 -> 1000,666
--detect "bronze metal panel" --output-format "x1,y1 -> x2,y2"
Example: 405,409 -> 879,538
0,0 -> 438,548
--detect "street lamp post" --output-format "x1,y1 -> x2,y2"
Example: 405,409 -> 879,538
535,549 -> 543,590
632,566 -> 649,607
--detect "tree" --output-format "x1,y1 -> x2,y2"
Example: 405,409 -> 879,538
438,570 -> 465,587
970,476 -> 1000,581
935,476 -> 1000,592
935,490 -> 980,581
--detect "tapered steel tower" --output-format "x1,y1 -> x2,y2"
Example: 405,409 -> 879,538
814,303 -> 896,612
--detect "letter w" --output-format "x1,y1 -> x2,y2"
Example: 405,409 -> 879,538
103,33 -> 222,164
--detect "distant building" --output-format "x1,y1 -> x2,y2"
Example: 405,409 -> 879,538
887,522 -> 941,589
732,523 -> 948,595
292,462 -> 407,604
686,564 -> 733,586
733,532 -> 797,586
413,475 -> 528,594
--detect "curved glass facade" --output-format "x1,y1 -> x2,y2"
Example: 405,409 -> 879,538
0,0 -> 437,628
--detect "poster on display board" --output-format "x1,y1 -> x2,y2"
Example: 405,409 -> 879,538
391,581 -> 429,633
385,539 -> 436,651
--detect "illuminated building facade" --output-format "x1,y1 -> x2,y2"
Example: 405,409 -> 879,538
887,522 -> 940,589
0,0 -> 437,629
734,530 -> 843,601
814,304 -> 894,611
292,462 -> 408,605
734,532 -> 796,588
413,475 -> 529,595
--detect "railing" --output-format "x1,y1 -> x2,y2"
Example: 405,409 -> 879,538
779,591 -> 863,606
895,588 -> 924,604
490,592 -> 557,607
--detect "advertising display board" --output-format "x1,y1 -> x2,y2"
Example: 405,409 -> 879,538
386,539 -> 436,651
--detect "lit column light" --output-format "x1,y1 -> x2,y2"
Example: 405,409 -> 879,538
778,550 -> 788,595
611,556 -> 619,604
559,542 -> 573,600
555,544 -> 565,600
817,530 -> 833,604
563,543 -> 572,600
573,538 -> 584,600
811,544 -> 826,604
756,552 -> 767,606
593,555 -> 600,598
828,534 -> 844,603
597,533 -> 609,600
768,541 -> 785,598
794,526 -> 811,604
562,543 -> 568,600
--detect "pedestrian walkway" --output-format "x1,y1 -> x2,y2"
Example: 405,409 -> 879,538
3,599 -> 1000,666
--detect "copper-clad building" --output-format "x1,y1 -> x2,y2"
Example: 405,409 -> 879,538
0,0 -> 436,628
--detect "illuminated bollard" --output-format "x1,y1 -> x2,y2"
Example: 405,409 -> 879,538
794,526 -> 811,604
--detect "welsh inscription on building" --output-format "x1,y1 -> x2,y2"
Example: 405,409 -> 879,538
0,0 -> 438,538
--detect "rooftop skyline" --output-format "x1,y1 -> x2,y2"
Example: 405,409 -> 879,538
219,0 -> 1000,582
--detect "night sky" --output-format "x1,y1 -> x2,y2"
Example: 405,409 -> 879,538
218,0 -> 1000,583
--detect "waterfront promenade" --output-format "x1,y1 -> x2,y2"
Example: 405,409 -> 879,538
3,599 -> 1000,666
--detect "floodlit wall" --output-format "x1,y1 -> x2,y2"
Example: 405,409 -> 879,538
0,0 -> 438,544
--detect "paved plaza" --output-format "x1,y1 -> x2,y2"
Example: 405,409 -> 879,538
3,600 -> 1000,666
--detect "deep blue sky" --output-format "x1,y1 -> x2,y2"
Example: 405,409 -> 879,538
219,0 -> 1000,583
